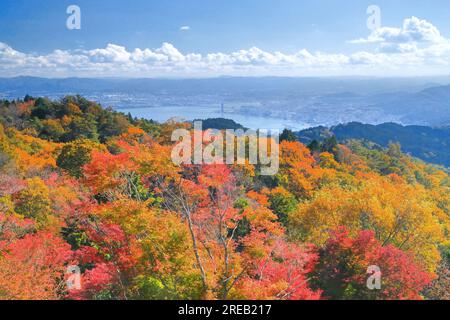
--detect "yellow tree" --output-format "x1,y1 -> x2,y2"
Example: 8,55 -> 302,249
290,173 -> 446,271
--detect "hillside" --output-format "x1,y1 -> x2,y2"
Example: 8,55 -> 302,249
297,122 -> 450,167
0,96 -> 448,300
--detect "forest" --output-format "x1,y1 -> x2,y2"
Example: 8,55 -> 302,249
0,96 -> 448,300
297,122 -> 450,168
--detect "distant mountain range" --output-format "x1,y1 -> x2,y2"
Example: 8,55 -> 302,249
367,85 -> 450,126
297,122 -> 450,167
1,76 -> 447,95
1,76 -> 450,128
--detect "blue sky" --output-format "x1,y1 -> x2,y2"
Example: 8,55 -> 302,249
1,0 -> 450,77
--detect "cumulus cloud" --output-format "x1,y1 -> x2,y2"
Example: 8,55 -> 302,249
348,16 -> 450,64
350,16 -> 444,45
89,44 -> 131,63
0,42 -> 26,65
180,26 -> 190,31
1,17 -> 450,77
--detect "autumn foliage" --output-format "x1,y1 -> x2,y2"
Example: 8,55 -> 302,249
311,228 -> 432,300
0,97 -> 448,300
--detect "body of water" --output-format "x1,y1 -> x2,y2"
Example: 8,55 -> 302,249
118,106 -> 309,131
2,92 -> 309,130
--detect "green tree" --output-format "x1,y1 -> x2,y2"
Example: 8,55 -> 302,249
280,129 -> 297,142
307,140 -> 321,153
30,97 -> 55,119
63,116 -> 99,142
57,139 -> 103,178
268,187 -> 298,226
39,119 -> 65,141
14,177 -> 51,226
321,136 -> 338,154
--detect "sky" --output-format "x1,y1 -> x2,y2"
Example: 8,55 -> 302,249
1,0 -> 450,77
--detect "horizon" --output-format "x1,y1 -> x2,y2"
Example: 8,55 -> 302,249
2,75 -> 450,80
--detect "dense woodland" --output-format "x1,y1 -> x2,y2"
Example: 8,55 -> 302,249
297,122 -> 450,168
0,96 -> 448,300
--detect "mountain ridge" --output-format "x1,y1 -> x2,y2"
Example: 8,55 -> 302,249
297,122 -> 450,167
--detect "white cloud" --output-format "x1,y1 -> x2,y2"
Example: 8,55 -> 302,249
350,16 -> 444,45
131,48 -> 168,63
1,17 -> 450,77
89,43 -> 131,63
346,16 -> 450,70
0,42 -> 26,64
156,42 -> 186,62
180,26 -> 190,31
